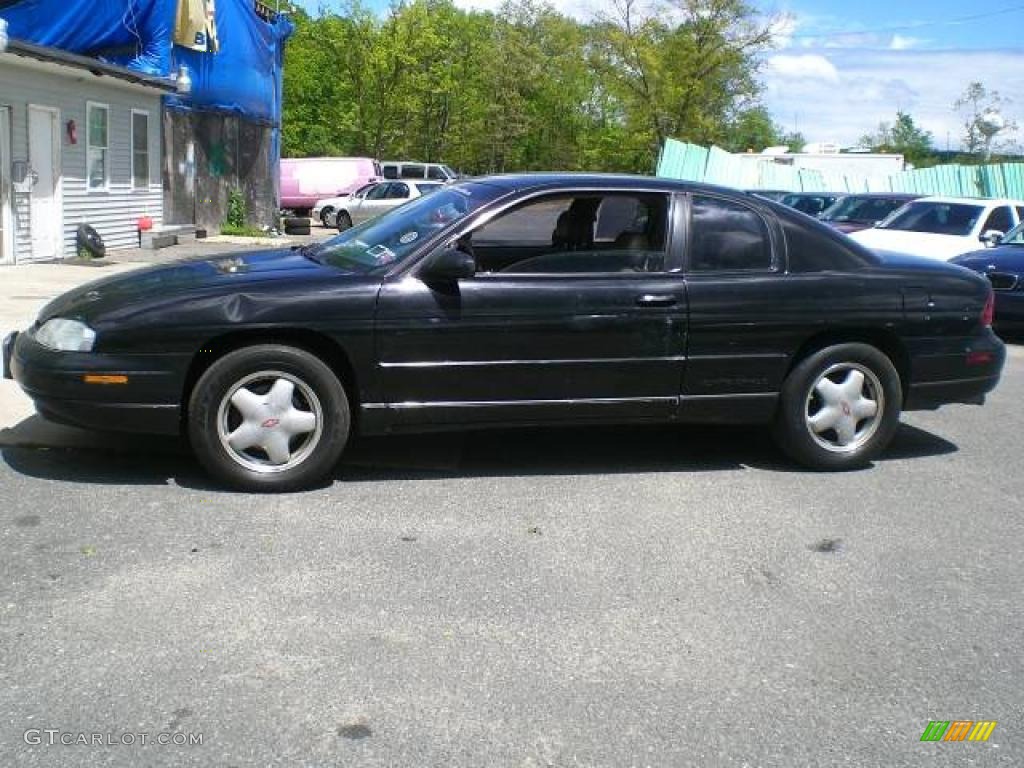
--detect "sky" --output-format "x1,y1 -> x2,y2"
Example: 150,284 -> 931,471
296,0 -> 1024,151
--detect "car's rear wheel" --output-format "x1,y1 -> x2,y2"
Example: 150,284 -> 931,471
320,207 -> 334,228
773,343 -> 901,470
336,211 -> 352,232
188,345 -> 350,491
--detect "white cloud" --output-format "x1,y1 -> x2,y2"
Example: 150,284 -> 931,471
761,48 -> 1024,150
889,34 -> 923,50
764,54 -> 840,84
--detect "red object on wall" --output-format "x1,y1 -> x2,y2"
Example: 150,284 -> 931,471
66,119 -> 77,144
137,216 -> 154,231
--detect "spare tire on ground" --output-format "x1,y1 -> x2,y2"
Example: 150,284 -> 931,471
283,217 -> 311,236
76,224 -> 106,259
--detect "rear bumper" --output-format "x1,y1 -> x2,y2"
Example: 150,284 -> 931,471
904,329 -> 1006,410
8,329 -> 188,435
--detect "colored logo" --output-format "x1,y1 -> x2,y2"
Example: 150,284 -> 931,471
920,721 -> 997,742
261,418 -> 280,429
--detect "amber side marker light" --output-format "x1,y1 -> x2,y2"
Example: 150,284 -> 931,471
83,374 -> 129,385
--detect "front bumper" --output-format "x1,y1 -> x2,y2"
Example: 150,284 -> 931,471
7,329 -> 189,435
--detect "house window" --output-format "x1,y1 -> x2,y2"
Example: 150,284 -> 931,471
132,110 -> 150,189
86,102 -> 109,191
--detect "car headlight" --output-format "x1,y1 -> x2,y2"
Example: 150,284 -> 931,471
35,318 -> 96,352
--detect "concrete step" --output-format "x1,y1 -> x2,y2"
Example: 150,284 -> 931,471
140,225 -> 197,250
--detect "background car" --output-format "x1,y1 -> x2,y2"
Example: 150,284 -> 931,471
779,192 -> 839,217
335,180 -> 444,231
312,182 -> 379,228
952,222 -> 1024,335
280,157 -> 381,217
818,193 -> 919,233
850,196 -> 1024,260
380,161 -> 458,182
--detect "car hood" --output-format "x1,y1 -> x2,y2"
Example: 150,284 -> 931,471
38,248 -> 343,324
952,244 -> 1024,272
849,228 -> 978,261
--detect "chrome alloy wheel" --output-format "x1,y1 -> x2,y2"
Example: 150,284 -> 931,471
804,362 -> 884,453
216,370 -> 324,473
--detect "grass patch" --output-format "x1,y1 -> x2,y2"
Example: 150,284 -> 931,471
219,224 -> 270,238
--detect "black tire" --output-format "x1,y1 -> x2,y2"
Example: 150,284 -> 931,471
772,343 -> 902,470
320,208 -> 334,228
336,211 -> 353,232
76,224 -> 105,259
188,345 -> 350,492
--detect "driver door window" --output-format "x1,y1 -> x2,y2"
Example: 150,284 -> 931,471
467,192 -> 669,274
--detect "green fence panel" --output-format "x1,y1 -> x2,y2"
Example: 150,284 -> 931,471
797,168 -> 825,191
658,139 -> 1023,200
1001,164 -> 1024,198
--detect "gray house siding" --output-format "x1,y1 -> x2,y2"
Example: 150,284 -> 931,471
0,57 -> 164,262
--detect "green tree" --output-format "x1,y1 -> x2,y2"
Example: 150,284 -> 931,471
722,105 -> 803,153
280,0 -> 778,173
954,82 -> 1018,161
858,110 -> 935,167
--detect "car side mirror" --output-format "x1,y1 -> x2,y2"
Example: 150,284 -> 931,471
423,241 -> 476,282
980,229 -> 1004,247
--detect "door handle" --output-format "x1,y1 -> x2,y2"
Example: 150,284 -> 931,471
635,294 -> 678,307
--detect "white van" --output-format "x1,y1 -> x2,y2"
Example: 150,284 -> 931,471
380,161 -> 458,182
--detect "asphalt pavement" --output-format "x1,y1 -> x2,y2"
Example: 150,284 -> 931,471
1,337 -> 1022,766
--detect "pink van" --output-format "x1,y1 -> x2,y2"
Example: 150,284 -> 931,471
280,157 -> 381,216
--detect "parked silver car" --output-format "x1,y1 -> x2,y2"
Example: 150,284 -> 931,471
312,182 -> 380,228
335,180 -> 445,231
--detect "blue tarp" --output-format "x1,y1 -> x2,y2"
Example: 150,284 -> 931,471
0,0 -> 292,124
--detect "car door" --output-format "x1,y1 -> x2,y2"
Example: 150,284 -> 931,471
373,188 -> 688,428
352,182 -> 399,224
681,192 -> 800,422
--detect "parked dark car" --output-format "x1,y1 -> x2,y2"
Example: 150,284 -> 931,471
952,222 -> 1024,334
4,174 -> 1004,491
779,192 -> 840,217
819,193 -> 919,233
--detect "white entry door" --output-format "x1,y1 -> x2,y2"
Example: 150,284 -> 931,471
0,107 -> 12,265
28,106 -> 61,260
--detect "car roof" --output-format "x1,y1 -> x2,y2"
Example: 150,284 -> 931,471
467,172 -> 739,195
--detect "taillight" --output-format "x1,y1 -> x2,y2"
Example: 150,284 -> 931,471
981,291 -> 995,327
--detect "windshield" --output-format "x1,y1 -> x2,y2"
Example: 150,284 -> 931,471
303,182 -> 505,272
878,201 -> 985,236
821,196 -> 908,223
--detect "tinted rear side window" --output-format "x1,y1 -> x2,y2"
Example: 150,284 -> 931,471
782,215 -> 876,272
689,195 -> 772,271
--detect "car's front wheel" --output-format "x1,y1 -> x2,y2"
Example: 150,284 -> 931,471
336,211 -> 352,232
773,343 -> 901,470
188,345 -> 350,491
320,207 -> 334,228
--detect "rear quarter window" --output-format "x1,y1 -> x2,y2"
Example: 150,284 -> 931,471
781,214 -> 877,272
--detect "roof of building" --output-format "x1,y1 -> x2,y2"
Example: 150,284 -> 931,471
1,38 -> 177,92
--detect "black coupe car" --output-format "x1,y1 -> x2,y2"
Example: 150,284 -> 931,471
952,221 -> 1024,335
3,174 -> 1005,491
